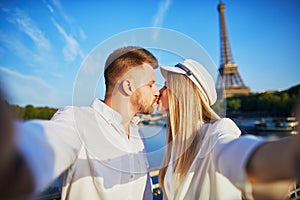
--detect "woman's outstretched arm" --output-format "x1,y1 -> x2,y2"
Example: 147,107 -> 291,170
246,135 -> 299,183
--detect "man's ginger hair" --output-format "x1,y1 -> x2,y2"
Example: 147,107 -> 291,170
104,46 -> 158,98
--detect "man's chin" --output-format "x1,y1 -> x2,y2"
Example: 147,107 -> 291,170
157,105 -> 168,114
139,107 -> 154,115
147,107 -> 155,114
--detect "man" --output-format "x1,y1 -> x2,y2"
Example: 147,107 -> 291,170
14,46 -> 159,199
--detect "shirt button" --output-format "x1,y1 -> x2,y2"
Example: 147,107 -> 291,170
130,174 -> 134,179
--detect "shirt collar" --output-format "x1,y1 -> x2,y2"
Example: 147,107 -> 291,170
90,98 -> 123,125
90,98 -> 140,126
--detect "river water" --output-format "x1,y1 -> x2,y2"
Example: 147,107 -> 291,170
140,125 -> 167,169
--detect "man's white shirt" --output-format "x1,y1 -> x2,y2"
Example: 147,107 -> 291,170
16,98 -> 151,200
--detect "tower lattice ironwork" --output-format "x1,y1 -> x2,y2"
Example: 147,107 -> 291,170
216,1 -> 250,98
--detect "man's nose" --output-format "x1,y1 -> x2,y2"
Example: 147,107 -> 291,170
153,84 -> 160,96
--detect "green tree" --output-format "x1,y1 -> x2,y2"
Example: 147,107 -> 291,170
227,98 -> 241,113
24,105 -> 35,120
38,109 -> 52,119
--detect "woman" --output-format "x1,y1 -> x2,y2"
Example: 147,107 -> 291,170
157,59 -> 299,200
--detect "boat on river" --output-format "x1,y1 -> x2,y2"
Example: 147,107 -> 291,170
237,117 -> 298,135
253,117 -> 298,132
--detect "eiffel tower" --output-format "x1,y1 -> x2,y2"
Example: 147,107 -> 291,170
216,1 -> 250,98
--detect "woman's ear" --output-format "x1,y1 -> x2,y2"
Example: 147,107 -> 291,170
121,79 -> 133,95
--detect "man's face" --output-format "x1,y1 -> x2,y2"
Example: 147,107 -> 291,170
130,64 -> 159,114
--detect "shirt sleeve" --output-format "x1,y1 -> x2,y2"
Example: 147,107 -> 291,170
212,118 -> 265,192
15,106 -> 82,193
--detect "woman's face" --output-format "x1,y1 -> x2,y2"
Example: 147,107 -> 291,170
157,82 -> 169,114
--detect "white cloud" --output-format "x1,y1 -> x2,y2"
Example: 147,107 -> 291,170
50,0 -> 73,23
44,0 -> 87,61
79,28 -> 87,40
0,67 -> 57,106
45,2 -> 55,14
7,8 -> 51,52
52,72 -> 64,78
0,31 -> 42,66
1,8 -> 55,67
51,18 -> 84,62
45,0 -> 87,41
153,0 -> 172,27
152,0 -> 172,40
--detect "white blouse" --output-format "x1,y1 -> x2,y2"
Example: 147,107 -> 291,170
164,118 -> 265,200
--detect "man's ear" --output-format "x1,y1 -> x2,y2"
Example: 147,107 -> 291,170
122,79 -> 133,95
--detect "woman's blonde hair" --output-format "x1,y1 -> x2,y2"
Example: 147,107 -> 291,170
159,72 -> 220,197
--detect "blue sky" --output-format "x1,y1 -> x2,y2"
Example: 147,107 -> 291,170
0,0 -> 299,107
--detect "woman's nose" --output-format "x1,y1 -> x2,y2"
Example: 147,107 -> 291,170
159,86 -> 167,93
159,87 -> 164,93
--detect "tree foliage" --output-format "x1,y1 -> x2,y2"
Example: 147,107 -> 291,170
226,84 -> 300,117
10,105 -> 57,120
